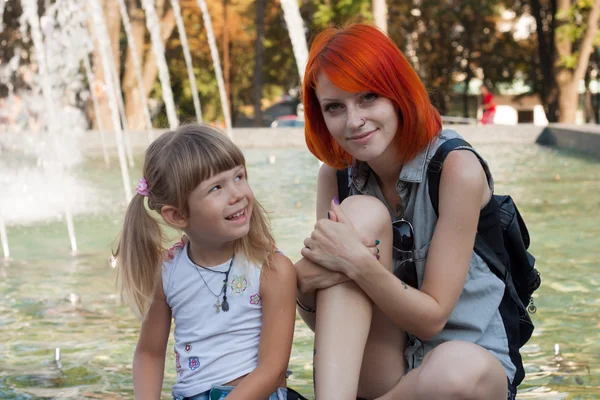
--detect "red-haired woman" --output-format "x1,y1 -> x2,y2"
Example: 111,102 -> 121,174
295,24 -> 517,400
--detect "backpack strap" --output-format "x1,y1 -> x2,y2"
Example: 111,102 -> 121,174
473,234 -> 508,282
427,137 -> 473,216
336,168 -> 350,202
426,138 -> 508,282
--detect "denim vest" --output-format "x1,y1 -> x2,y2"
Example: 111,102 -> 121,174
347,129 -> 516,381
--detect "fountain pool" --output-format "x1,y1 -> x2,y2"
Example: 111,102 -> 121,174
0,131 -> 599,398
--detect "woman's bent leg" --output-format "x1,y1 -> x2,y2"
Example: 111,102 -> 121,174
357,306 -> 406,399
314,195 -> 404,399
377,341 -> 507,400
314,281 -> 372,398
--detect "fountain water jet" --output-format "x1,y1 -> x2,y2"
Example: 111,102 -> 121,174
279,0 -> 309,83
21,0 -> 78,253
372,0 -> 388,33
0,217 -> 8,259
171,0 -> 203,123
88,0 -> 133,203
106,47 -> 135,168
83,54 -> 110,167
140,0 -> 179,130
196,0 -> 231,136
0,0 -> 5,33
115,0 -> 154,141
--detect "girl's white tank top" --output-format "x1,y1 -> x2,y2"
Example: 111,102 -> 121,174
162,244 -> 264,397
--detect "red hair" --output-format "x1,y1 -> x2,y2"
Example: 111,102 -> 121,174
303,24 -> 442,169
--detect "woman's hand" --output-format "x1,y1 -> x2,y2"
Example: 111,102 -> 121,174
301,199 -> 378,276
295,257 -> 350,293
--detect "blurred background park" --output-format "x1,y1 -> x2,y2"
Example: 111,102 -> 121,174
0,0 -> 599,399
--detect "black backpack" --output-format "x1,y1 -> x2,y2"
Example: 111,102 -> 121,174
335,138 -> 541,386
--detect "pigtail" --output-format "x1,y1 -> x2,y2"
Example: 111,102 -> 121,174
115,193 -> 165,319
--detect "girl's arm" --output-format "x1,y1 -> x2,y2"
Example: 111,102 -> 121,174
133,277 -> 172,399
303,150 -> 488,340
226,252 -> 297,400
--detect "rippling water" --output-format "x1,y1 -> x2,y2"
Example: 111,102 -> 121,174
1,137 -> 599,398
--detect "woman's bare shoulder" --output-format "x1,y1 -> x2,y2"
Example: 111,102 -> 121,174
317,162 -> 337,182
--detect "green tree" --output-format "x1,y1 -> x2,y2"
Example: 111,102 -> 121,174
387,1 -> 532,117
263,0 -> 297,91
306,0 -> 372,39
118,0 -> 176,130
529,0 -> 560,121
0,1 -> 45,93
529,0 -> 600,123
253,0 -> 265,126
555,0 -> 600,123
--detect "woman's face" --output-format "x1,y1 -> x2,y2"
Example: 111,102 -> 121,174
315,72 -> 399,162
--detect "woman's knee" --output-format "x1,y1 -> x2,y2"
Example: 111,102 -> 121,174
415,342 -> 507,400
340,195 -> 391,240
340,195 -> 393,272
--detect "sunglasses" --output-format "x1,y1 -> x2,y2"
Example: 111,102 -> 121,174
392,218 -> 418,289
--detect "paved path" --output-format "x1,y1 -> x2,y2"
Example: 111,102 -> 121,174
3,124 -> 599,158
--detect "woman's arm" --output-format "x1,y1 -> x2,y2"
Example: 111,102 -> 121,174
226,252 -> 297,400
133,278 -> 172,399
303,151 -> 488,339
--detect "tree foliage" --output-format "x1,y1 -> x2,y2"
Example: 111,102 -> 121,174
0,1 -> 45,93
529,0 -> 600,122
387,0 -> 533,116
1,0 -> 597,126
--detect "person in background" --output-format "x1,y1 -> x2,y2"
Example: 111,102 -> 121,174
480,84 -> 496,125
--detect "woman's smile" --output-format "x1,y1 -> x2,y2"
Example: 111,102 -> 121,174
348,128 -> 378,145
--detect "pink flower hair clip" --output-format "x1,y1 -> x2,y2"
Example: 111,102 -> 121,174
136,177 -> 150,197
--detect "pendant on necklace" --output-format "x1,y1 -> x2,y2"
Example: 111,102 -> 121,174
221,298 -> 230,312
214,299 -> 221,313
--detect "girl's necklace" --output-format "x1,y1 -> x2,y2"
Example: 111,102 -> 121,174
188,247 -> 234,313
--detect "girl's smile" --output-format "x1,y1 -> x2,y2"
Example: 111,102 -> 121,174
225,207 -> 248,224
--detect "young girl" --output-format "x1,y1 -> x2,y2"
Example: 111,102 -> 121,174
115,124 -> 297,400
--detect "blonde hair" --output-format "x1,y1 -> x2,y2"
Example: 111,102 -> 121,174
114,124 -> 276,319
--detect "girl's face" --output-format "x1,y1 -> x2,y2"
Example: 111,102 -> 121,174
185,165 -> 254,247
315,73 -> 399,162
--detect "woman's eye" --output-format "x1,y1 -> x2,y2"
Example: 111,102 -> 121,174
324,103 -> 342,112
362,92 -> 378,103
